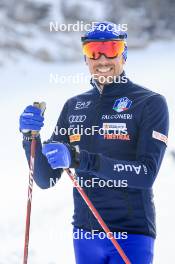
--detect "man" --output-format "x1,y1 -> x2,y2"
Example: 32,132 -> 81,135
20,22 -> 169,264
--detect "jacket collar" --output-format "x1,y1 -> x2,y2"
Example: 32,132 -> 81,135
90,71 -> 133,97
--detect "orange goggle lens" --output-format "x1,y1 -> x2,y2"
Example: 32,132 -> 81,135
82,40 -> 125,60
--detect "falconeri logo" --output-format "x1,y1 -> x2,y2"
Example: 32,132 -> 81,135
102,114 -> 133,120
113,97 -> 132,113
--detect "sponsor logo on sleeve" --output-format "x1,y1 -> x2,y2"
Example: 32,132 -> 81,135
113,97 -> 132,113
113,164 -> 142,175
152,130 -> 168,146
113,164 -> 148,175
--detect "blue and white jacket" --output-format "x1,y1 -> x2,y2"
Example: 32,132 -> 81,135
23,73 -> 169,238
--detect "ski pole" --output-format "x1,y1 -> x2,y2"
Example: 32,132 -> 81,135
65,168 -> 131,264
23,102 -> 46,264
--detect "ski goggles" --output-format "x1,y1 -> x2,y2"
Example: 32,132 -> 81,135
82,40 -> 125,60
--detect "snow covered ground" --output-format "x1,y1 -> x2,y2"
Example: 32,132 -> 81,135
0,41 -> 175,263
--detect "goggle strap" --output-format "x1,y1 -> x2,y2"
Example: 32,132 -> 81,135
81,35 -> 126,43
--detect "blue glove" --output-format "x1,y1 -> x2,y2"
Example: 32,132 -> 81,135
42,142 -> 80,169
19,105 -> 44,133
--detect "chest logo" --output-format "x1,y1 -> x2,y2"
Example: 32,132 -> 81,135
113,97 -> 132,113
75,101 -> 91,110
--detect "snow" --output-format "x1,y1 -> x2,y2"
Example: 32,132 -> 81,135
0,41 -> 175,263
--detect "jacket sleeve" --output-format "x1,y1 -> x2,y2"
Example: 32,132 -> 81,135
78,95 -> 169,189
23,101 -> 70,189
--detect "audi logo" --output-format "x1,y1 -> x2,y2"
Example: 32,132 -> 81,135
69,115 -> 86,123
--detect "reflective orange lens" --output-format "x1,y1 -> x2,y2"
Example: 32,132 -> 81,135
82,41 -> 125,60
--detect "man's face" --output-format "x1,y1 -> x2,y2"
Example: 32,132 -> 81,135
85,54 -> 125,86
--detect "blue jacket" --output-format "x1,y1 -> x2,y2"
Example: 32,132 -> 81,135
23,73 -> 169,238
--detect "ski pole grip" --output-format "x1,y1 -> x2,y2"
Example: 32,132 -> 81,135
31,101 -> 46,136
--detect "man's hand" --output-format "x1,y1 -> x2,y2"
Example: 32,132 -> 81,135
19,105 -> 44,134
42,142 -> 80,169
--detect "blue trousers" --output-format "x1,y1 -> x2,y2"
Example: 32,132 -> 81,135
73,228 -> 154,264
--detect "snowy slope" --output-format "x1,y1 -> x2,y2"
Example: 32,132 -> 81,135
0,41 -> 175,263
